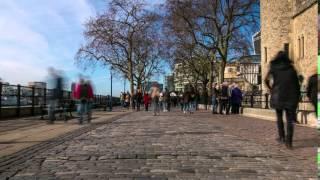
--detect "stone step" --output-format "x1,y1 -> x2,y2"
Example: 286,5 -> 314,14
242,107 -> 317,128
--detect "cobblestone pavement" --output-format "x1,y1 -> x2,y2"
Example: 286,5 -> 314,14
1,109 -> 319,179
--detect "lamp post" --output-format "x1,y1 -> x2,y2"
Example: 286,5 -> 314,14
109,67 -> 113,112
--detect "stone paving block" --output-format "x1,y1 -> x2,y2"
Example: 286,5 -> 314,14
0,111 -> 317,179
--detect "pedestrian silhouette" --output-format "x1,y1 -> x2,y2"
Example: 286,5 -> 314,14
264,51 -> 300,149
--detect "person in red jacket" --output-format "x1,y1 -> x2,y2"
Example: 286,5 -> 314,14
74,78 -> 94,124
143,91 -> 150,111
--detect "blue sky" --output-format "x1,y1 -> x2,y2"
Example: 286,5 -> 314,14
0,0 -> 165,96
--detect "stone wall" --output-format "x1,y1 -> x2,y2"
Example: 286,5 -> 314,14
260,0 -> 293,93
292,3 -> 318,87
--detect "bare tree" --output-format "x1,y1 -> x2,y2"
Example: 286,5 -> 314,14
76,0 -> 163,106
164,0 -> 259,83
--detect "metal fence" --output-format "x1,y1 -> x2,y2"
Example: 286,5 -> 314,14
0,83 -> 119,119
241,91 -> 314,112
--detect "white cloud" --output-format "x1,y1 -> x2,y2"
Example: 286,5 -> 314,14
0,0 -> 96,85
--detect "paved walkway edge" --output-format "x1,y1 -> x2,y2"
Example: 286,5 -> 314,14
0,112 -> 132,178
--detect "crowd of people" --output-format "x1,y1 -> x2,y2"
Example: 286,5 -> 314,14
118,81 -> 244,116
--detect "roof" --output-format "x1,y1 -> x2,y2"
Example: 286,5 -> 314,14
227,55 -> 261,65
238,55 -> 261,64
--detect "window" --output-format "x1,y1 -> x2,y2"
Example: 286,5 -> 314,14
284,43 -> 289,57
228,68 -> 233,73
302,35 -> 304,58
264,47 -> 267,63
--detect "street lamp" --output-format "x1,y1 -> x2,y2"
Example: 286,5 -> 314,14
109,67 -> 113,112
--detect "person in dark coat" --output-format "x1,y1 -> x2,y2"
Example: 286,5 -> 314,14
136,89 -> 143,111
264,51 -> 300,149
306,71 -> 318,116
183,90 -> 190,114
211,83 -> 219,114
231,84 -> 242,114
219,82 -> 229,115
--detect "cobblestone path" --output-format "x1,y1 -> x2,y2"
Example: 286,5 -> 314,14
2,110 -> 318,179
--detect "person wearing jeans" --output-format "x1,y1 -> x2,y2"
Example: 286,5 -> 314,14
211,83 -> 219,114
150,83 -> 160,116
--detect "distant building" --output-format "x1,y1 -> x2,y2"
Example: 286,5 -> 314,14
173,63 -> 201,92
28,82 -> 47,99
28,82 -> 46,89
238,55 -> 261,91
223,62 -> 246,90
164,75 -> 175,92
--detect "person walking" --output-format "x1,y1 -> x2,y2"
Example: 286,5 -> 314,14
264,51 -> 300,149
143,91 -> 150,111
150,83 -> 160,116
306,68 -> 318,116
211,83 -> 219,114
179,92 -> 184,111
226,83 -> 234,114
136,89 -> 143,111
219,82 -> 229,115
74,78 -> 88,124
125,91 -> 130,109
159,92 -> 164,112
47,67 -> 63,124
231,84 -> 242,114
190,88 -> 196,114
183,89 -> 190,114
163,88 -> 170,112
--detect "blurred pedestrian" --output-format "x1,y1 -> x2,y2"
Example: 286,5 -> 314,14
47,67 -> 63,124
159,91 -> 164,111
136,89 -> 143,111
143,91 -> 150,111
231,84 -> 242,114
179,92 -> 184,111
163,88 -> 170,112
190,87 -> 196,114
264,51 -> 300,149
150,83 -> 160,116
120,92 -> 125,107
226,83 -> 234,114
211,83 -> 219,114
183,88 -> 190,114
125,91 -> 130,109
219,82 -> 229,115
306,68 -> 318,116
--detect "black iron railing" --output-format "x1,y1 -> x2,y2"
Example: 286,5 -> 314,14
242,91 -> 314,112
0,82 -> 120,119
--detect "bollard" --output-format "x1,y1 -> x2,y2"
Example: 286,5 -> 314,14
250,94 -> 254,108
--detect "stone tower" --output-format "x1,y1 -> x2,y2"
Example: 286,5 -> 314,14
260,0 -> 317,92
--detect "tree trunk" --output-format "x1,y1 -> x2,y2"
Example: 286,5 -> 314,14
219,60 -> 226,84
137,79 -> 142,91
210,61 -> 214,99
202,80 -> 209,110
128,59 -> 134,110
